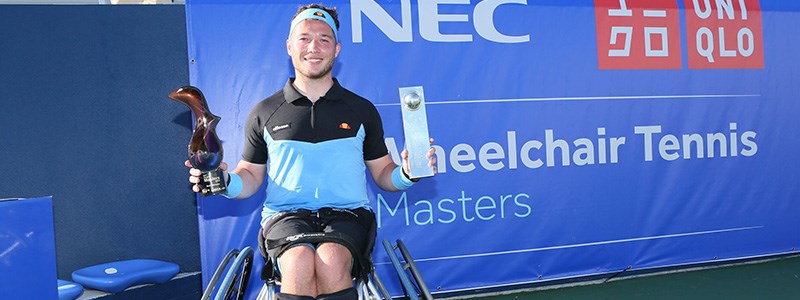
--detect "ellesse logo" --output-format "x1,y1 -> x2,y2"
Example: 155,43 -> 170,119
272,123 -> 291,132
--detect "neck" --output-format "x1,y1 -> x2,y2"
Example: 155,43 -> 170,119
292,75 -> 334,102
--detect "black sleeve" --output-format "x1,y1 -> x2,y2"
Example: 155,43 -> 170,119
362,102 -> 389,161
241,102 -> 268,164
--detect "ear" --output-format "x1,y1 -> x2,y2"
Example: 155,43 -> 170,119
286,39 -> 292,56
334,42 -> 341,58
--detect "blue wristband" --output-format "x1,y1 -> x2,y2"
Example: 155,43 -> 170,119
391,166 -> 415,190
223,172 -> 243,198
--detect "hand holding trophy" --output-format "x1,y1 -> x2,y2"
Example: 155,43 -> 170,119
169,86 -> 227,196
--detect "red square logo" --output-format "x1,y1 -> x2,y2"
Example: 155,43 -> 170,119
594,0 -> 682,70
684,0 -> 764,69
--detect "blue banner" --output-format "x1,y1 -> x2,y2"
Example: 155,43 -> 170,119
185,0 -> 800,297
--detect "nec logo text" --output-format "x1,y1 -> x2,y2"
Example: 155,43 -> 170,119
351,0 -> 531,43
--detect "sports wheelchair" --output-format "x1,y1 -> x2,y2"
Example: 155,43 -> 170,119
202,233 -> 432,299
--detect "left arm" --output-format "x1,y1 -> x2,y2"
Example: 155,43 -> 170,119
366,154 -> 401,192
365,145 -> 436,192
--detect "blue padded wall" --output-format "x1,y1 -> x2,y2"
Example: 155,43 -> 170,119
0,5 -> 200,279
0,197 -> 58,299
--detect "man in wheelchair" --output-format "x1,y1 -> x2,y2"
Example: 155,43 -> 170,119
186,3 -> 436,300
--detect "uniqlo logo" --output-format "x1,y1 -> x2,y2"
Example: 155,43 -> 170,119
684,0 -> 764,69
594,0 -> 682,70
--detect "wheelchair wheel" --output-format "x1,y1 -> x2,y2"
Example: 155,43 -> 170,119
382,239 -> 433,300
202,247 -> 255,300
396,240 -> 433,300
368,270 -> 393,300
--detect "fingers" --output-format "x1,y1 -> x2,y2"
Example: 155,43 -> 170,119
425,147 -> 436,158
428,148 -> 438,174
188,171 -> 201,192
400,139 -> 439,176
185,159 -> 231,193
400,148 -> 411,174
428,138 -> 437,174
188,172 -> 200,183
186,160 -> 203,193
188,168 -> 201,193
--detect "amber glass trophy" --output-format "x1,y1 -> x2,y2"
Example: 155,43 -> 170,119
169,86 -> 227,196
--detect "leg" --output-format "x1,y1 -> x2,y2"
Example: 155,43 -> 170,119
262,209 -> 374,300
314,242 -> 359,300
315,208 -> 374,300
278,245 -> 318,297
315,242 -> 354,294
263,215 -> 319,298
280,242 -> 357,300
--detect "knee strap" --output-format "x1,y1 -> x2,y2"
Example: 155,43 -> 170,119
257,209 -> 360,259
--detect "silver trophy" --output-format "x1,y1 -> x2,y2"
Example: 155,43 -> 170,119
399,86 -> 435,179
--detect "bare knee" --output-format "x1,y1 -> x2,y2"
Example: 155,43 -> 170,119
314,243 -> 353,294
279,245 -> 318,296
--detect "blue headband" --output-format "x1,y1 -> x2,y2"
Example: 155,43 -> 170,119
289,8 -> 338,42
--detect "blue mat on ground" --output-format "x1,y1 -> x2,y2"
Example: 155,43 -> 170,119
71,259 -> 179,293
57,279 -> 83,300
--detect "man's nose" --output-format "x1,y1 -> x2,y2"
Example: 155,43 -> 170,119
307,39 -> 320,52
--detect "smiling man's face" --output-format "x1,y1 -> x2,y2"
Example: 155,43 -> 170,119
287,19 -> 341,80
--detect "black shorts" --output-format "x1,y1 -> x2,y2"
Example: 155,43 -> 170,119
258,207 -> 376,264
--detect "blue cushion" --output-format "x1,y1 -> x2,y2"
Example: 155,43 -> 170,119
57,279 -> 83,300
71,259 -> 179,293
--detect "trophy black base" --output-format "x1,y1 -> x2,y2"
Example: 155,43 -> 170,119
199,169 -> 227,196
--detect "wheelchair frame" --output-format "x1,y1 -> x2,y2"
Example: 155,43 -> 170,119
203,240 -> 431,300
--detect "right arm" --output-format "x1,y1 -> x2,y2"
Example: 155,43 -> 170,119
186,98 -> 273,198
226,160 -> 266,199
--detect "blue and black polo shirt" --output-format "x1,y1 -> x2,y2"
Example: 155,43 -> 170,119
242,78 -> 389,226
